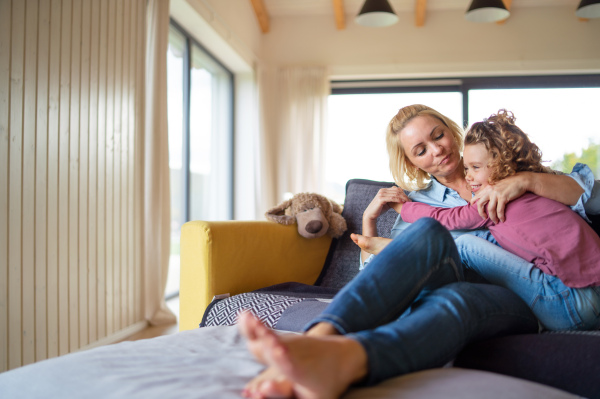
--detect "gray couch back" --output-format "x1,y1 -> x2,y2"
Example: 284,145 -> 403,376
316,179 -> 398,289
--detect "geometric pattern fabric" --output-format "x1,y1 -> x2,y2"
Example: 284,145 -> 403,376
202,293 -> 305,329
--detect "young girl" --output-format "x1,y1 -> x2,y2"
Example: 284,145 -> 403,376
399,110 -> 600,316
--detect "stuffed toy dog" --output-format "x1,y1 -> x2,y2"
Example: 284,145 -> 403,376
265,193 -> 347,239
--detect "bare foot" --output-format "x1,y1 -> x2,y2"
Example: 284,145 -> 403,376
240,318 -> 340,398
238,312 -> 368,399
350,234 -> 392,256
237,312 -> 294,398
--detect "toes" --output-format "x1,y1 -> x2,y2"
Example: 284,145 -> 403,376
258,379 -> 294,399
238,311 -> 259,340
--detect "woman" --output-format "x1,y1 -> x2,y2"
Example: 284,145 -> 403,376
239,105 -> 598,399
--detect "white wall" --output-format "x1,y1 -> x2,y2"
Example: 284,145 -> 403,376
170,0 -> 262,73
0,0 -> 147,373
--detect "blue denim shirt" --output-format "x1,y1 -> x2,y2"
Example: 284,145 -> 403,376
361,163 -> 598,270
569,163 -> 600,217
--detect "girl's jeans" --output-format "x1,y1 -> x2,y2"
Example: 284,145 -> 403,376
456,234 -> 600,331
306,218 -> 539,385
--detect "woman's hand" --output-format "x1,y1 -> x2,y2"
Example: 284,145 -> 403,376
360,187 -> 408,263
470,174 -> 528,223
363,186 -> 410,222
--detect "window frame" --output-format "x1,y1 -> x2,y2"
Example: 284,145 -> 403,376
170,18 -> 235,224
166,20 -> 235,301
331,74 -> 600,128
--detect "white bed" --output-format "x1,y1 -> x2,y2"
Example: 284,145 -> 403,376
0,325 -> 581,399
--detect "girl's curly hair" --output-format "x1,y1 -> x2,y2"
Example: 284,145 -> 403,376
465,109 -> 554,184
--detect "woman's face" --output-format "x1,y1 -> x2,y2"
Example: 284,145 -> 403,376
399,115 -> 462,179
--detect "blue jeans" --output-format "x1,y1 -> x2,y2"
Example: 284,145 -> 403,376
306,218 -> 538,385
456,234 -> 600,331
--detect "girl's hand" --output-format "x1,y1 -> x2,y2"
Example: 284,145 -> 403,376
470,174 -> 527,223
363,186 -> 410,222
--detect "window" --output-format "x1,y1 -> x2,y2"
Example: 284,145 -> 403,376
325,83 -> 463,204
468,88 -> 600,175
325,76 -> 600,203
166,22 -> 234,299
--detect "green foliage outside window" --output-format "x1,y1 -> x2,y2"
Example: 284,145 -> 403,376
551,140 -> 600,175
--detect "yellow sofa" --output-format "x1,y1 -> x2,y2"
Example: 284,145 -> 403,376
179,220 -> 332,331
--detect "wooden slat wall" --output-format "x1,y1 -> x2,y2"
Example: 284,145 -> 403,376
0,0 -> 146,372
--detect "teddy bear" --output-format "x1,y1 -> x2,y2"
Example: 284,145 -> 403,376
265,192 -> 347,239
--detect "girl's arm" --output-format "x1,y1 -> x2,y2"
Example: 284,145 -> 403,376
401,202 -> 490,230
471,171 -> 584,223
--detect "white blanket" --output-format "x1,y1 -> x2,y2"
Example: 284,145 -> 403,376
0,326 -> 579,399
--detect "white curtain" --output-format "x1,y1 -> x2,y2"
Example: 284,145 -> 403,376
143,0 -> 177,326
259,66 -> 330,212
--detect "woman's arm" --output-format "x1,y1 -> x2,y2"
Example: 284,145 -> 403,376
361,186 -> 409,262
471,171 -> 584,223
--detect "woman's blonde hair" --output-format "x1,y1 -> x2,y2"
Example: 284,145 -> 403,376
465,109 -> 554,183
386,104 -> 464,191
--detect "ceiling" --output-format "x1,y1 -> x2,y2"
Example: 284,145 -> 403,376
264,0 -> 574,16
250,0 -> 582,32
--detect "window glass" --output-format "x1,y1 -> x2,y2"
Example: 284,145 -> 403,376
166,26 -> 185,299
469,88 -> 600,175
325,92 -> 462,203
189,44 -> 233,221
165,24 -> 233,300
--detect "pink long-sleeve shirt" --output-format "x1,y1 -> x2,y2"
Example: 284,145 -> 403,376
401,193 -> 600,288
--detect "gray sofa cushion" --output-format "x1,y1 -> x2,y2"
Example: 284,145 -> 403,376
275,299 -> 331,331
454,330 -> 600,398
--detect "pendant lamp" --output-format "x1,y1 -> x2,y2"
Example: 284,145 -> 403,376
576,0 -> 600,18
355,0 -> 399,27
465,0 -> 510,23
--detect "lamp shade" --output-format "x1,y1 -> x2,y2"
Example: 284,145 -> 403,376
576,0 -> 600,18
465,0 -> 510,23
355,0 -> 399,27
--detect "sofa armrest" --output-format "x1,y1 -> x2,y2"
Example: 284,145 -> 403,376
179,220 -> 332,331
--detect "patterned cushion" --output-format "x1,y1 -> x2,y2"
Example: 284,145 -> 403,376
200,282 -> 340,330
201,293 -> 305,329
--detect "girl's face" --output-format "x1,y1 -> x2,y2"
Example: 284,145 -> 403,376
399,115 -> 462,179
463,143 -> 493,193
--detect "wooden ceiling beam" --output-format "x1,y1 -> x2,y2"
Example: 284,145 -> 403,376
415,0 -> 427,27
250,0 -> 270,33
332,0 -> 346,30
496,0 -> 512,25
